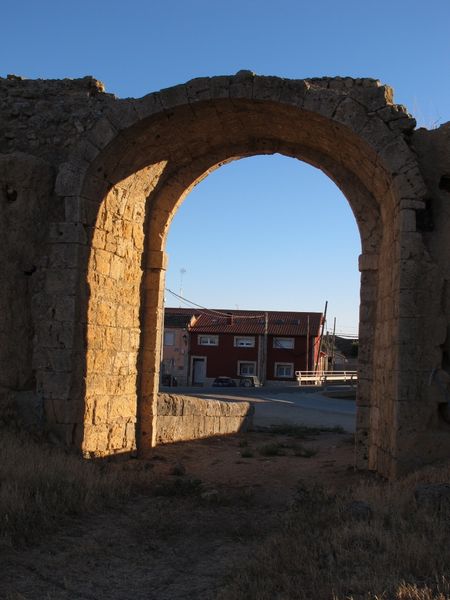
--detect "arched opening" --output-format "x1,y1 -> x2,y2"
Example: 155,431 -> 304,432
163,155 -> 361,326
162,154 -> 360,376
137,139 -> 382,460
159,154 -> 361,438
51,76 -> 431,478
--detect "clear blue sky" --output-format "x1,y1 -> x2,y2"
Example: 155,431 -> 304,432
2,0 -> 449,335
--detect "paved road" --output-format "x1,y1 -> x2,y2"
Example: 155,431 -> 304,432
162,386 -> 356,433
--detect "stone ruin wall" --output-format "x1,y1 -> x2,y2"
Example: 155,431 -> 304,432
1,73 -> 450,477
411,123 -> 450,455
0,76 -> 115,446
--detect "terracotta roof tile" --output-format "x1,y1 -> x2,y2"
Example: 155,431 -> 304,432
189,310 -> 322,336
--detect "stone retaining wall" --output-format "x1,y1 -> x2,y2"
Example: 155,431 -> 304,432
155,394 -> 253,444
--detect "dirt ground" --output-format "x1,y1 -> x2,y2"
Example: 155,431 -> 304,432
148,428 -> 359,505
1,429 -> 367,600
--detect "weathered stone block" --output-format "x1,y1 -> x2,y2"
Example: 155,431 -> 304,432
83,423 -> 110,453
252,75 -> 284,102
159,84 -> 189,109
86,117 -> 118,150
303,88 -> 341,118
278,79 -> 309,106
55,161 -> 89,197
358,253 -> 379,272
64,196 -> 87,223
229,71 -> 254,99
206,76 -> 230,99
399,209 -> 416,232
350,85 -> 393,111
109,395 -> 136,421
39,372 -> 71,398
154,393 -> 253,444
333,96 -> 369,133
46,269 -> 78,294
49,223 -> 87,244
186,77 -> 212,103
36,320 -> 75,350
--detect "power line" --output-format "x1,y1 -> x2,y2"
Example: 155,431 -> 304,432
165,288 -> 340,329
165,288 -> 266,319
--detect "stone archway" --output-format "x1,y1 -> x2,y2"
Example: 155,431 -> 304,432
25,73 -> 447,478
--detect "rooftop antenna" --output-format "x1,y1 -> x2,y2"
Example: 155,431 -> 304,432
179,268 -> 186,307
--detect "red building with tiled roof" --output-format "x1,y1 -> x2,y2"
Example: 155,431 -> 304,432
163,308 -> 324,386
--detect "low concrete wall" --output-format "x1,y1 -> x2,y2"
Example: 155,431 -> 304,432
155,393 -> 254,444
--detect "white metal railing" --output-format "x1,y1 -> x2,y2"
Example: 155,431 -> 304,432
295,370 -> 358,386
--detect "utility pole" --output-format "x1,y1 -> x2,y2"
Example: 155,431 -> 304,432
261,311 -> 268,384
331,317 -> 336,371
306,315 -> 310,371
314,300 -> 328,374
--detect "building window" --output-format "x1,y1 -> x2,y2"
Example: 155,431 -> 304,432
198,335 -> 219,346
234,336 -> 255,348
164,331 -> 175,346
273,337 -> 294,349
238,361 -> 256,376
275,362 -> 294,378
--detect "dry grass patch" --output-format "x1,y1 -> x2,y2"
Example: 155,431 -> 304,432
217,465 -> 450,600
245,423 -> 330,459
0,429 -> 152,546
263,423 -> 345,438
2,423 -> 449,600
257,441 -> 317,458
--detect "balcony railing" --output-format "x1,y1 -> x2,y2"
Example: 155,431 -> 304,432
295,370 -> 358,386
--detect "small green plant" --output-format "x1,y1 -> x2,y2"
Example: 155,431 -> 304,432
240,449 -> 254,458
264,423 -> 344,439
259,443 -> 286,457
153,476 -> 203,497
293,445 -> 317,458
319,424 -> 345,434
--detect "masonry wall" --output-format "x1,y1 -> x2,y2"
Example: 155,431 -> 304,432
83,169 -> 154,454
156,393 -> 253,443
405,123 -> 450,467
0,77 -> 106,437
1,72 -> 449,477
0,153 -> 53,405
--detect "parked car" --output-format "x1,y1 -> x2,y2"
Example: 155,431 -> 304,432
239,375 -> 262,388
161,374 -> 178,387
212,376 -> 237,387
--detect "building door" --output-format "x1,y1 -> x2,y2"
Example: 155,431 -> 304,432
192,357 -> 206,385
